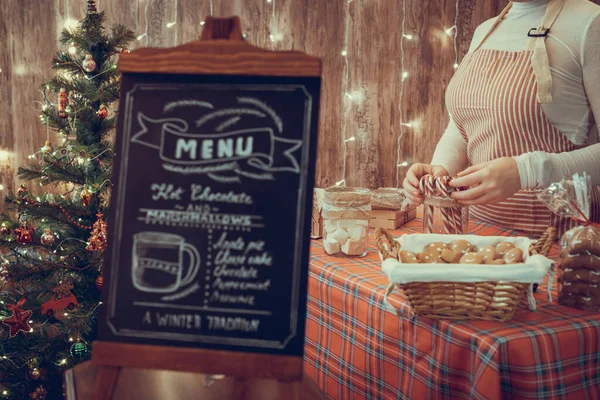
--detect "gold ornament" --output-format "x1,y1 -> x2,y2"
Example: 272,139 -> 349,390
80,187 -> 93,207
97,104 -> 108,119
40,141 -> 53,153
82,54 -> 97,73
29,385 -> 47,400
29,367 -> 41,380
40,228 -> 55,246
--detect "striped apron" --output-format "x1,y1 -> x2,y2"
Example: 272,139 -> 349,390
445,0 -> 600,236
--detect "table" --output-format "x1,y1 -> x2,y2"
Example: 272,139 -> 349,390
64,361 -> 327,400
304,210 -> 600,400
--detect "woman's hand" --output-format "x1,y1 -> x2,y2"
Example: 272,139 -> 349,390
403,164 -> 449,205
450,157 -> 521,205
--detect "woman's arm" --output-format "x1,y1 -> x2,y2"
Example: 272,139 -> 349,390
430,118 -> 469,177
514,13 -> 600,188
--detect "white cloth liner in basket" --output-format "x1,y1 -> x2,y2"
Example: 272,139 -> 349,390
379,234 -> 556,316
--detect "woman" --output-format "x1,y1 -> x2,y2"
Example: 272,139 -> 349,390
403,0 -> 600,235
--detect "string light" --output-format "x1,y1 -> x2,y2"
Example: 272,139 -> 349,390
336,0 -> 354,188
451,0 -> 459,68
396,0 -> 409,187
166,0 -> 178,31
402,34 -> 413,40
137,0 -> 150,45
445,25 -> 456,36
397,161 -> 409,167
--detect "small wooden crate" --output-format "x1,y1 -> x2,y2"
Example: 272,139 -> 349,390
370,208 -> 416,230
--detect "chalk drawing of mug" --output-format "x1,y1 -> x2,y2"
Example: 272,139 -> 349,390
132,232 -> 201,294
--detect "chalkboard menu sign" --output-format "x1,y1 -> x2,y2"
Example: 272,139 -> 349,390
93,17 -> 321,382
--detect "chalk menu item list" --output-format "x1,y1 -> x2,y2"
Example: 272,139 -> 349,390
98,74 -> 320,357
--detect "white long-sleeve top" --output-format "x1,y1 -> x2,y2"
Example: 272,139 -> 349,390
431,0 -> 600,188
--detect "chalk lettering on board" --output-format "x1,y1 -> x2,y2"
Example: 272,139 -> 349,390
132,114 -> 188,150
205,315 -> 260,333
207,173 -> 241,184
215,116 -> 241,132
163,162 -> 238,175
233,169 -> 274,181
194,108 -> 266,128
163,99 -> 214,113
142,311 -> 152,325
160,282 -> 201,302
209,291 -> 256,306
237,97 -> 283,133
190,186 -> 253,205
151,183 -> 185,201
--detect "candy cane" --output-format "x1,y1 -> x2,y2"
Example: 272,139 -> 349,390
420,175 -> 435,233
435,176 -> 453,234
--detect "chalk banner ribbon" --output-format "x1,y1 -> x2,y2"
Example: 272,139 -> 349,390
131,114 -> 303,173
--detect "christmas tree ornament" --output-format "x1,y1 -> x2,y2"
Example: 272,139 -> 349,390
96,104 -> 108,119
40,228 -> 55,246
29,367 -> 41,380
17,183 -> 28,198
15,226 -> 34,245
70,342 -> 88,358
58,88 -> 69,118
3,298 -> 33,337
87,0 -> 98,14
86,213 -> 107,252
29,385 -> 47,400
82,54 -> 97,73
41,282 -> 78,318
40,141 -> 53,153
120,48 -> 130,54
0,221 -> 10,237
95,275 -> 103,290
80,187 -> 93,207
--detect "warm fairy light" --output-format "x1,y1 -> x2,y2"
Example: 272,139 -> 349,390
60,359 -> 67,365
336,179 -> 346,186
28,320 -> 33,324
63,313 -> 68,316
68,45 -> 77,55
454,63 -> 459,69
63,18 -> 79,30
2,391 -> 7,396
69,337 -> 74,342
266,0 -> 272,2
29,328 -> 33,332
0,150 -> 9,163
166,21 -> 176,28
0,185 -> 4,191
402,71 -> 409,81
403,34 -> 413,40
397,161 -> 409,167
344,137 -> 356,143
341,50 -> 347,57
200,21 -> 205,25
445,25 -> 456,36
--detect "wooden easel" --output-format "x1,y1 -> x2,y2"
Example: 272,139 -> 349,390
91,16 -> 321,400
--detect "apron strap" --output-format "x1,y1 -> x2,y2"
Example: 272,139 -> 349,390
526,0 -> 566,104
472,0 -> 566,105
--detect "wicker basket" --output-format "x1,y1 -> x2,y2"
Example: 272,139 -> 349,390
375,227 -> 557,322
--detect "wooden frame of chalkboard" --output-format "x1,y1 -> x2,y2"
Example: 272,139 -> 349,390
92,16 -> 321,399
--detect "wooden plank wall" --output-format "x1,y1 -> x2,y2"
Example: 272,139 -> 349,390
2,0 -> 595,210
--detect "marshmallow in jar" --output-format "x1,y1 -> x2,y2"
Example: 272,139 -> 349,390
322,187 -> 371,257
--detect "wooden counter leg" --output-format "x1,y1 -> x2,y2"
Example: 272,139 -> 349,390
94,366 -> 121,400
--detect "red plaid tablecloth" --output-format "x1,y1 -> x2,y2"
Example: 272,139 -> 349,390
304,211 -> 600,400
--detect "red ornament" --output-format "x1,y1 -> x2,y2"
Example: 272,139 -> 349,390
86,213 -> 107,252
15,226 -> 35,245
17,183 -> 28,198
97,104 -> 108,119
40,228 -> 55,246
3,298 -> 32,337
58,88 -> 69,119
95,275 -> 103,290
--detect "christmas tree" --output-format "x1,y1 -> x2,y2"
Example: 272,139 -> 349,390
0,2 -> 134,398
